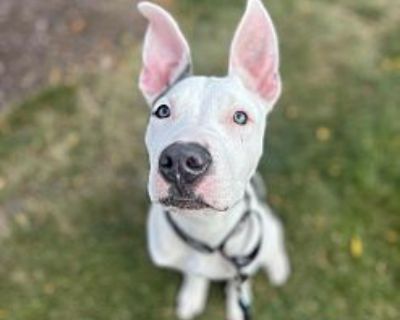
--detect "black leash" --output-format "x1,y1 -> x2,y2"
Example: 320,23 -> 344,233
164,193 -> 263,320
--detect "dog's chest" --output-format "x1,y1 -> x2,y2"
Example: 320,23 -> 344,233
147,197 -> 269,280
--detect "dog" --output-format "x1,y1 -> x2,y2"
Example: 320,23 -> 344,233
137,0 -> 290,319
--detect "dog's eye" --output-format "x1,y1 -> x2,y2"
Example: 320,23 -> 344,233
154,104 -> 171,119
233,111 -> 248,125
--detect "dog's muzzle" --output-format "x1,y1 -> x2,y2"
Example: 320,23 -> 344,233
159,142 -> 212,195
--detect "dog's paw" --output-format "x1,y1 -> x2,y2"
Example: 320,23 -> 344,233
226,304 -> 248,320
176,276 -> 208,320
266,251 -> 291,287
177,295 -> 205,320
226,312 -> 245,320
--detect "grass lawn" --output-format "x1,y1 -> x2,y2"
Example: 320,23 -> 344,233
0,0 -> 399,319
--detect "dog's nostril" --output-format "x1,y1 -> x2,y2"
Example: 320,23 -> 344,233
186,156 -> 203,171
160,155 -> 173,169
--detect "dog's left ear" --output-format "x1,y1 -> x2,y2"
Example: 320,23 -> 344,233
229,0 -> 281,108
138,2 -> 192,105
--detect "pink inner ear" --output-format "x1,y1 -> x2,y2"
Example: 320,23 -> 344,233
230,0 -> 280,102
140,5 -> 189,101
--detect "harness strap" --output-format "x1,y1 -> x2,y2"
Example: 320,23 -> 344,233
164,192 -> 263,320
164,209 -> 253,255
165,210 -> 215,254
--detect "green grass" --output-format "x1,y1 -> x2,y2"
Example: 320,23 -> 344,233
0,0 -> 399,319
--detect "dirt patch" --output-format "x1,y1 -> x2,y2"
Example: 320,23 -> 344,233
0,0 -> 147,109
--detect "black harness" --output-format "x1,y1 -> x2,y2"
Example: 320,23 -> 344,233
164,193 -> 263,320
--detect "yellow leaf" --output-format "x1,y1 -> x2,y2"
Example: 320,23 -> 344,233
316,127 -> 331,142
350,236 -> 363,258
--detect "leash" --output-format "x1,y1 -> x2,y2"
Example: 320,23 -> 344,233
164,193 -> 263,320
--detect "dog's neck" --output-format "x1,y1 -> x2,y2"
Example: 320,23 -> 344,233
166,188 -> 250,247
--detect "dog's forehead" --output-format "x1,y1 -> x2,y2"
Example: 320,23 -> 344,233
165,76 -> 259,112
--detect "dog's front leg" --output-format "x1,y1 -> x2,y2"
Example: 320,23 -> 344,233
177,273 -> 210,320
226,279 -> 252,320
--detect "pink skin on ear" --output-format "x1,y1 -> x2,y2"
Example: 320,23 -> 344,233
138,2 -> 192,104
229,0 -> 281,105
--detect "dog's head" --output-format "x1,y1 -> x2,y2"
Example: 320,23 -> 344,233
138,0 -> 281,212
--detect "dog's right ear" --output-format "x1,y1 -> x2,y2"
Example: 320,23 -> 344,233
138,2 -> 192,105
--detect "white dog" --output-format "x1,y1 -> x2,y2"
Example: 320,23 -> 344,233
137,0 -> 290,319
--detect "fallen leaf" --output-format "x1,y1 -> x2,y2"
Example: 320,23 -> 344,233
350,235 -> 363,258
316,126 -> 332,142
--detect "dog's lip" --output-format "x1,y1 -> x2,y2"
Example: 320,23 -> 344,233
157,196 -> 227,212
159,196 -> 211,210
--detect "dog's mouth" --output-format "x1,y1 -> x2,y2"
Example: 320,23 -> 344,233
156,185 -> 230,212
159,195 -> 212,210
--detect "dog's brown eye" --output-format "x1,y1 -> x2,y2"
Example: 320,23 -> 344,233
233,111 -> 248,125
154,104 -> 171,119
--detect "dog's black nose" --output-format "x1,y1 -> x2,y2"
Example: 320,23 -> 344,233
159,142 -> 212,188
